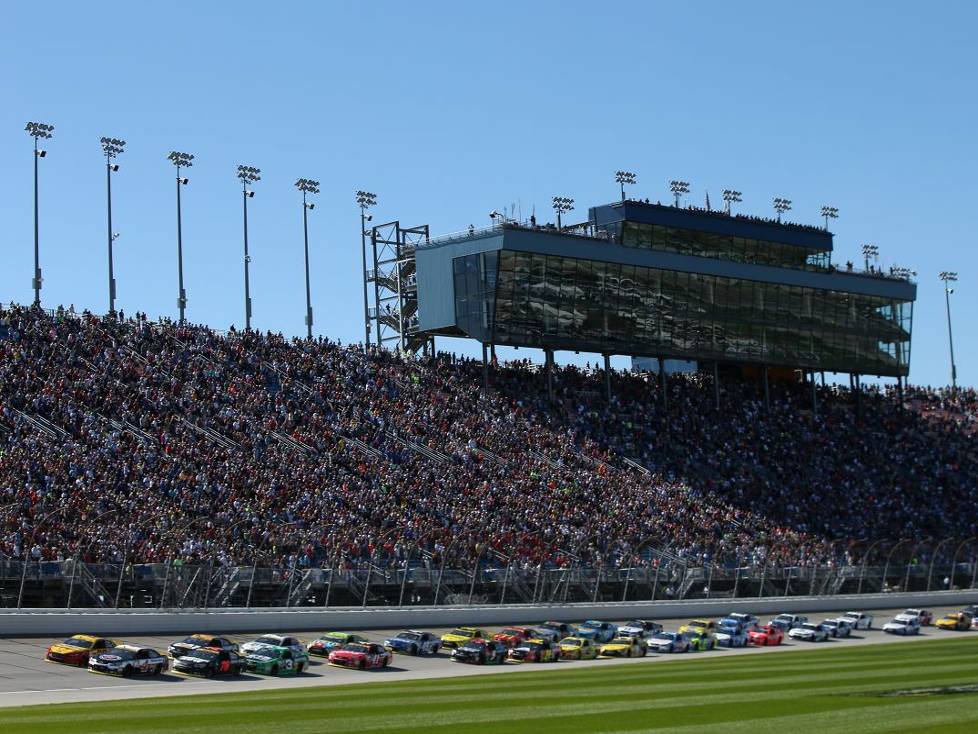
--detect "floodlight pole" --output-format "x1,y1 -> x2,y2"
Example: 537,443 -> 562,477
242,179 -> 252,330
32,136 -> 41,307
106,157 -> 116,315
360,205 -> 370,349
302,190 -> 313,339
176,170 -> 185,324
942,275 -> 957,391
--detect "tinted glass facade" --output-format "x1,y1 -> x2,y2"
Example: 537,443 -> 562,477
454,250 -> 911,376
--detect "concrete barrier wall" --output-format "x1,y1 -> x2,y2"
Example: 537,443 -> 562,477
2,590 -> 978,636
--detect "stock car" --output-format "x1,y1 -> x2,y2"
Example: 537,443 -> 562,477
618,620 -> 663,640
895,609 -> 933,626
575,620 -> 618,643
559,636 -> 599,660
89,645 -> 169,676
748,625 -> 784,646
241,634 -> 306,656
173,647 -> 248,677
714,620 -> 749,647
450,639 -> 509,665
728,613 -> 761,632
882,617 -> 921,636
820,619 -> 852,638
647,632 -> 690,653
840,611 -> 874,630
440,627 -> 490,650
678,619 -> 717,636
308,632 -> 368,657
598,636 -> 647,658
493,626 -> 537,648
45,635 -> 117,667
383,630 -> 440,656
537,621 -> 574,642
168,634 -> 238,659
245,644 -> 310,675
788,623 -> 830,642
687,630 -> 717,651
768,614 -> 807,631
508,638 -> 561,663
935,612 -> 973,631
328,642 -> 393,670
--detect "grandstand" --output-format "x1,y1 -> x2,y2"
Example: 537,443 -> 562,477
0,301 -> 975,608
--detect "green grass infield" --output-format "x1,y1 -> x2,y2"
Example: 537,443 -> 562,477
3,638 -> 978,733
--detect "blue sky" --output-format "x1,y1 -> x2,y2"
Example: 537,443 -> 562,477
1,1 -> 974,387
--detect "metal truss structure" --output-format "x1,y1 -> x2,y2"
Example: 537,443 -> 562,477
366,220 -> 432,353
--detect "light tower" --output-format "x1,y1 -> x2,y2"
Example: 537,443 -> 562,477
615,170 -> 636,201
721,189 -> 742,215
820,205 -> 838,230
670,180 -> 690,207
167,151 -> 194,324
772,197 -> 792,223
356,190 -> 377,351
552,196 -> 574,230
237,165 -> 261,330
100,137 -> 126,314
861,243 -> 879,272
939,271 -> 958,390
295,178 -> 320,339
26,122 -> 54,307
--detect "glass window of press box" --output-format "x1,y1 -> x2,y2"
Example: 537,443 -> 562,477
602,221 -> 831,270
454,251 -> 911,376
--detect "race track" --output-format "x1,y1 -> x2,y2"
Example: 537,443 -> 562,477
0,604 -> 967,709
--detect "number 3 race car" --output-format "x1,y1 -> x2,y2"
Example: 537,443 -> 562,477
244,644 -> 310,676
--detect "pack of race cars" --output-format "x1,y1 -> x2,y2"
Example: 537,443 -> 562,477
42,606 -> 972,678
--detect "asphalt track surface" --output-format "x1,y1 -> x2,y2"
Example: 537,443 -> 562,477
0,605 -> 970,709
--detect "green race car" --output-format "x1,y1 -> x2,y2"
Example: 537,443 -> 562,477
687,630 -> 717,651
244,644 -> 309,676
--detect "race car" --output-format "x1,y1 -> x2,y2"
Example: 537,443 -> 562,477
935,612 -> 973,631
45,635 -> 117,667
559,636 -> 599,660
440,627 -> 490,650
687,630 -> 717,651
598,636 -> 647,658
618,620 -> 663,640
308,632 -> 368,657
89,645 -> 169,676
882,618 -> 921,636
647,632 -> 690,653
728,613 -> 761,632
678,619 -> 717,636
450,639 -> 509,665
575,620 -> 618,643
167,634 -> 238,659
748,625 -> 784,646
493,626 -> 537,649
245,644 -> 310,675
788,623 -> 829,642
241,634 -> 306,656
173,647 -> 248,677
820,619 -> 852,638
714,620 -> 749,648
895,609 -> 933,626
840,611 -> 873,630
508,638 -> 561,663
768,614 -> 807,631
383,630 -> 440,656
328,642 -> 393,670
536,621 -> 574,642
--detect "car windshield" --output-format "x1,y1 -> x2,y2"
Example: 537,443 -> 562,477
500,629 -> 523,636
623,621 -> 644,628
188,649 -> 220,661
62,637 -> 93,648
523,642 -> 544,650
460,642 -> 486,652
102,648 -> 136,661
580,621 -> 602,629
253,636 -> 283,645
182,635 -> 210,644
609,638 -> 633,645
562,639 -> 582,647
540,623 -> 559,630
248,645 -> 278,656
396,632 -> 421,641
450,629 -> 474,636
801,624 -> 818,631
343,644 -> 369,654
652,633 -> 674,641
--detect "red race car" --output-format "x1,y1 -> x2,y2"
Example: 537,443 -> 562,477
748,625 -> 784,646
328,642 -> 393,670
493,626 -> 537,649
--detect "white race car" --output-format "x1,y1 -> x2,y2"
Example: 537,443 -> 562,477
882,618 -> 921,636
820,619 -> 852,638
840,611 -> 873,630
788,623 -> 829,642
894,609 -> 932,626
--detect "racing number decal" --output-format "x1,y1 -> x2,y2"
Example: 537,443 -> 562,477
284,659 -> 294,670
220,659 -> 230,673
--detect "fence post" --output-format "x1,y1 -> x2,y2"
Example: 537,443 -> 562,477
398,551 -> 410,608
783,566 -> 792,597
66,554 -> 78,610
651,561 -> 660,601
758,563 -> 766,598
159,558 -> 172,609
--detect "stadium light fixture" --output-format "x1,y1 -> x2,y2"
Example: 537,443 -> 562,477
357,190 -> 377,351
861,243 -> 879,272
615,170 -> 636,201
721,189 -> 742,215
772,197 -> 792,223
168,151 -> 194,324
26,122 -> 54,307
237,165 -> 261,330
552,196 -> 575,230
670,180 -> 690,207
820,205 -> 839,231
101,136 -> 126,314
295,178 -> 320,339
939,271 -> 959,391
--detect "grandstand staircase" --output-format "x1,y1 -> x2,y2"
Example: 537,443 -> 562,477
180,418 -> 241,452
70,562 -> 113,607
208,567 -> 242,608
339,433 -> 387,461
7,407 -> 69,440
622,456 -> 651,475
270,430 -> 317,457
527,449 -> 563,472
384,430 -> 450,463
473,444 -> 508,468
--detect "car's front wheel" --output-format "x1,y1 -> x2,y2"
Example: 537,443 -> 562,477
270,664 -> 279,676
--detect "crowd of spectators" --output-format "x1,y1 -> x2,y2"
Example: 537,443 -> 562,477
1,302 -> 975,577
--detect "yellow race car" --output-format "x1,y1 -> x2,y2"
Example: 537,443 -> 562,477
559,636 -> 599,660
598,636 -> 647,658
678,619 -> 717,636
46,634 -> 118,667
935,612 -> 973,631
440,627 -> 490,650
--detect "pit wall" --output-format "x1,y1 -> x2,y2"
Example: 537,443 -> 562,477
2,590 -> 977,637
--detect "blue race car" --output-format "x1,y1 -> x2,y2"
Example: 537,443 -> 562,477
715,619 -> 749,648
383,630 -> 441,656
575,620 -> 618,643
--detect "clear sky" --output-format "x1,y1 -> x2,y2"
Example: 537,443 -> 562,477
1,1 -> 974,388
